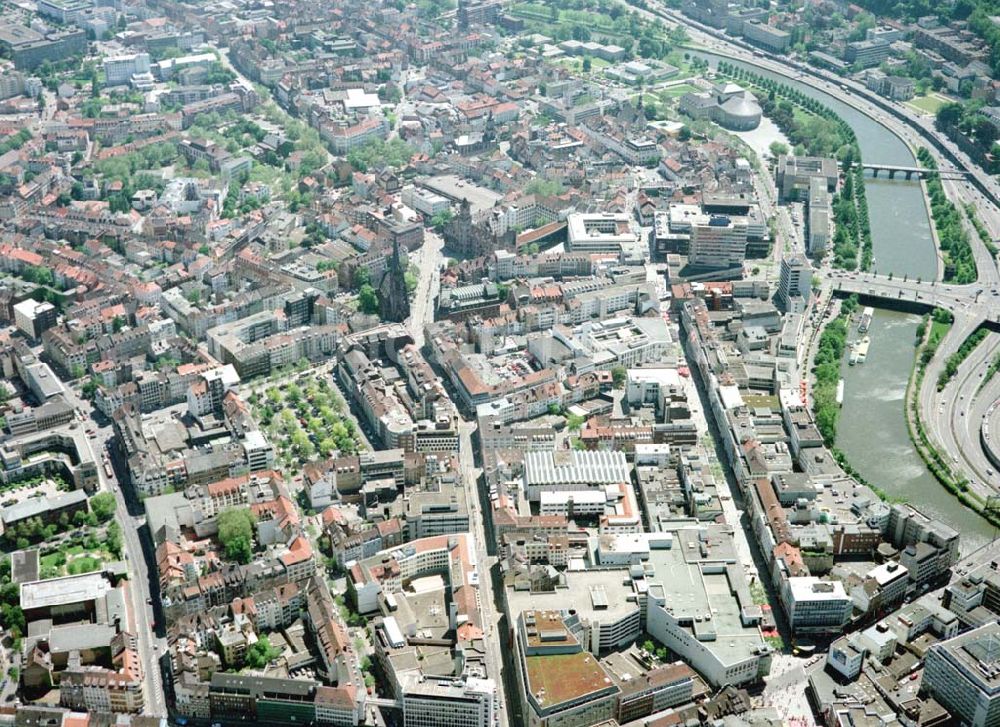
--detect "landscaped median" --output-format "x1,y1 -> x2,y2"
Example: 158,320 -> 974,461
916,148 -> 978,284
965,202 -> 999,257
905,308 -> 1000,526
936,326 -> 987,391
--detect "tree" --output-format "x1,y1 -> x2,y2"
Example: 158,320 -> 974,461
769,141 -> 789,157
567,413 -> 586,431
217,508 -> 256,564
582,56 -> 592,72
90,492 -> 116,523
677,126 -> 691,142
353,267 -> 372,289
245,637 -> 280,668
936,102 -> 965,131
81,379 -> 98,400
525,178 -> 563,197
106,521 -> 123,558
1,603 -> 25,638
611,365 -> 627,388
358,284 -> 379,315
430,209 -> 453,230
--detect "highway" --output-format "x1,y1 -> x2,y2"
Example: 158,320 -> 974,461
62,384 -> 168,716
650,3 -> 1000,206
931,330 -> 1000,498
825,270 -> 1000,496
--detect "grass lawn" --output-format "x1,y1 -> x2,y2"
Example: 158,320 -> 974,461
906,94 -> 947,115
929,317 -> 952,347
658,83 -> 699,100
40,546 -> 113,578
66,556 -> 102,575
630,93 -> 659,106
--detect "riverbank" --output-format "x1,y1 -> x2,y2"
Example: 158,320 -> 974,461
918,177 -> 946,282
810,300 -> 905,503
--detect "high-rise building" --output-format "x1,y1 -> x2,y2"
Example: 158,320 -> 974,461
13,299 -> 58,341
0,24 -> 87,71
742,19 -> 791,53
776,155 -> 839,201
0,70 -> 25,100
778,254 -> 812,312
807,177 -> 831,255
923,622 -> 1000,727
688,214 -> 749,270
845,38 -> 892,68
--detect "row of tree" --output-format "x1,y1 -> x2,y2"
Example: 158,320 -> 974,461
812,296 -> 859,445
719,62 -> 859,160
917,147 -> 978,284
830,166 -> 873,271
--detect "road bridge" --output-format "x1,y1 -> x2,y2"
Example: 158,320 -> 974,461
824,270 -> 1000,500
855,162 -> 970,180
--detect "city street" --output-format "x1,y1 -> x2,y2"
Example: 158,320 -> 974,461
762,655 -> 819,726
60,385 -> 167,716
458,421 -> 508,727
408,229 -> 444,348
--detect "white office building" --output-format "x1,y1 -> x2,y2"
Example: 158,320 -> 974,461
778,254 -> 812,312
782,577 -> 853,634
567,213 -> 638,254
402,675 -> 495,727
923,622 -> 1000,727
103,53 -> 152,86
688,214 -> 749,269
401,185 -> 451,217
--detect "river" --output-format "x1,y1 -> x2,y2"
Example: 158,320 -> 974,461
838,309 -> 994,551
691,52 -> 938,281
688,51 -> 986,547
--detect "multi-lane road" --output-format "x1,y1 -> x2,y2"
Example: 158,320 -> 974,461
933,331 -> 1000,493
